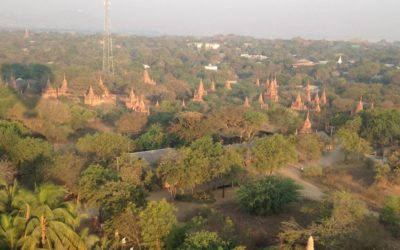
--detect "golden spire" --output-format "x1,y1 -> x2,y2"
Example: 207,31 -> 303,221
315,102 -> 321,113
300,111 -> 312,134
306,236 -> 314,250
42,78 -> 58,99
58,74 -> 69,96
266,77 -> 279,102
193,79 -> 206,101
354,97 -> 363,114
87,85 -> 95,96
156,100 -> 160,108
182,99 -> 186,108
255,77 -> 260,87
291,92 -> 306,111
143,69 -> 156,85
314,92 -> 320,106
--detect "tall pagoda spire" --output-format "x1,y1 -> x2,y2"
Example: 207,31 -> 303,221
315,102 -> 321,113
42,79 -> 58,99
299,111 -> 312,134
58,74 -> 69,96
143,69 -> 156,85
306,236 -> 314,250
314,92 -> 320,106
354,97 -> 364,114
193,79 -> 207,102
125,87 -> 138,109
291,92 -> 306,111
265,77 -> 279,102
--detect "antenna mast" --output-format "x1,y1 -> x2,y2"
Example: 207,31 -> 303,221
103,0 -> 114,75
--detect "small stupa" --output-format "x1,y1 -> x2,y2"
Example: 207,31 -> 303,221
299,112 -> 313,134
291,93 -> 307,111
354,97 -> 364,114
143,69 -> 156,85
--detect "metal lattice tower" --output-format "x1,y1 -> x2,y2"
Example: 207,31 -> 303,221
103,0 -> 114,75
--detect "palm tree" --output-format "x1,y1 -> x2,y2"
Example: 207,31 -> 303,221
18,183 -> 86,250
0,214 -> 24,250
0,178 -> 35,219
0,178 -> 20,214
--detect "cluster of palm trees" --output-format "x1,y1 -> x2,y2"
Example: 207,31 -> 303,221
0,178 -> 99,250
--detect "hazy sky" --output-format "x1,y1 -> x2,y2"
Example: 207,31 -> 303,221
1,0 -> 400,40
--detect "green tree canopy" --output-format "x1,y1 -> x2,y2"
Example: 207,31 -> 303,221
335,128 -> 371,160
251,134 -> 297,175
360,109 -> 400,147
76,132 -> 133,162
139,200 -> 177,250
237,176 -> 302,216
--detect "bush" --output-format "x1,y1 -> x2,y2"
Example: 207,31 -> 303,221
303,164 -> 323,177
380,196 -> 400,237
237,176 -> 302,216
179,230 -> 233,250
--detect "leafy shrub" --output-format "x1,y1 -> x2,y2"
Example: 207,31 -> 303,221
303,164 -> 323,177
179,230 -> 233,250
237,176 -> 302,216
380,196 -> 400,237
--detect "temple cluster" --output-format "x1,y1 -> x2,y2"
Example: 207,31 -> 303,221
42,76 -> 70,99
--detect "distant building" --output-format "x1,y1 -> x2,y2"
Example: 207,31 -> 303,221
187,42 -> 220,50
204,43 -> 220,50
293,59 -> 315,68
240,54 -> 268,60
204,64 -> 218,71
